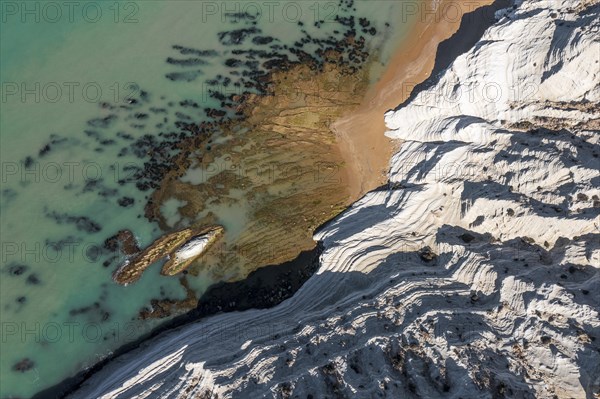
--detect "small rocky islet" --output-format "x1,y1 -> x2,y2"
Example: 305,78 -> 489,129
112,225 -> 224,285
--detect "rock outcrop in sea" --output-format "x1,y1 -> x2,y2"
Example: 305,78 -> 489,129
69,0 -> 600,397
112,226 -> 224,285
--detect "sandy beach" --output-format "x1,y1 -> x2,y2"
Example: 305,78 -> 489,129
334,0 -> 496,198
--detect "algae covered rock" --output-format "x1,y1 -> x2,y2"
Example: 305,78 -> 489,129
113,225 -> 223,285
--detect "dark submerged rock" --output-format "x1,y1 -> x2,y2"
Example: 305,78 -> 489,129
6,264 -> 28,276
13,358 -> 35,372
26,274 -> 41,285
118,197 -> 135,207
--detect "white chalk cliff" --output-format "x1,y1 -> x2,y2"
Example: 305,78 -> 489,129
71,0 -> 600,397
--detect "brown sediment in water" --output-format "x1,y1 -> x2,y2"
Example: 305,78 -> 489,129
334,0 -> 497,198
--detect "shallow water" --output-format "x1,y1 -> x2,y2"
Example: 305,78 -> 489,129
0,1 -> 415,397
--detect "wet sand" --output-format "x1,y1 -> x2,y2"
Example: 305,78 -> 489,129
334,0 -> 497,198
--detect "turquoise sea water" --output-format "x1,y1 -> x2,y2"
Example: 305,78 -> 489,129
0,1 -> 415,397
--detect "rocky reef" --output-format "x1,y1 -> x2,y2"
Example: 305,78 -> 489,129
112,226 -> 223,285
68,0 -> 600,397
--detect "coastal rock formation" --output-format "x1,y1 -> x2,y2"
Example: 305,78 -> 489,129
112,226 -> 223,285
161,227 -> 224,276
69,0 -> 600,398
